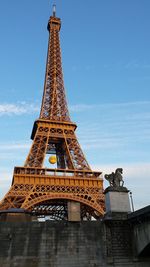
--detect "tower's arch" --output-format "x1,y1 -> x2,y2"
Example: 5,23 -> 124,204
22,194 -> 104,220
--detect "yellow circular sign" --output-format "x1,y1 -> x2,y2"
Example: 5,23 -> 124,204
49,155 -> 57,164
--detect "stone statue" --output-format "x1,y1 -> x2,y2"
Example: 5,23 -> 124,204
105,168 -> 124,187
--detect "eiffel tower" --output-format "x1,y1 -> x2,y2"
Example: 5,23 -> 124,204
0,6 -> 104,220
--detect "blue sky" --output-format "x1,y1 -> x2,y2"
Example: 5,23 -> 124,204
0,0 -> 150,210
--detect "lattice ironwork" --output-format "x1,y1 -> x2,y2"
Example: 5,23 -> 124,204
33,202 -> 102,221
40,15 -> 70,122
0,8 -> 104,220
0,171 -> 104,219
24,121 -> 91,170
33,200 -> 68,220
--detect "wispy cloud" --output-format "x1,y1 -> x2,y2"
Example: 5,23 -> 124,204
76,103 -> 150,152
0,142 -> 30,150
0,102 -> 39,116
103,61 -> 150,71
71,65 -> 94,72
0,100 -> 149,115
0,142 -> 31,162
124,61 -> 150,70
92,162 -> 150,178
69,104 -> 96,112
70,100 -> 150,112
80,137 -> 124,150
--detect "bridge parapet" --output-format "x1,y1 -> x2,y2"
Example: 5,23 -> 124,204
128,205 -> 150,257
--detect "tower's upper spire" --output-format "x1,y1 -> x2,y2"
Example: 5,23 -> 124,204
39,5 -> 70,122
53,4 -> 56,17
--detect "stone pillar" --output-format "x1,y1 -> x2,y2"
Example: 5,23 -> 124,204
68,201 -> 81,221
104,187 -> 131,214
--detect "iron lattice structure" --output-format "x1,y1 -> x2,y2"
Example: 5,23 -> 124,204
0,10 -> 104,220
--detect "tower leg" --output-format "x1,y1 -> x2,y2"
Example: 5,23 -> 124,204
68,201 -> 81,221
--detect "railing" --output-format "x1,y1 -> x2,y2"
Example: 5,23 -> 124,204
14,167 -> 102,179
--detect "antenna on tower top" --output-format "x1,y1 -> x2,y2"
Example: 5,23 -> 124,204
53,4 -> 56,17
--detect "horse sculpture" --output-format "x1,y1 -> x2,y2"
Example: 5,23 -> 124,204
105,168 -> 124,187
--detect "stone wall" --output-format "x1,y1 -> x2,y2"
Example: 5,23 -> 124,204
0,221 -> 149,267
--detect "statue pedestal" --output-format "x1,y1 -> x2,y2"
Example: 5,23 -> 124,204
104,187 -> 131,214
